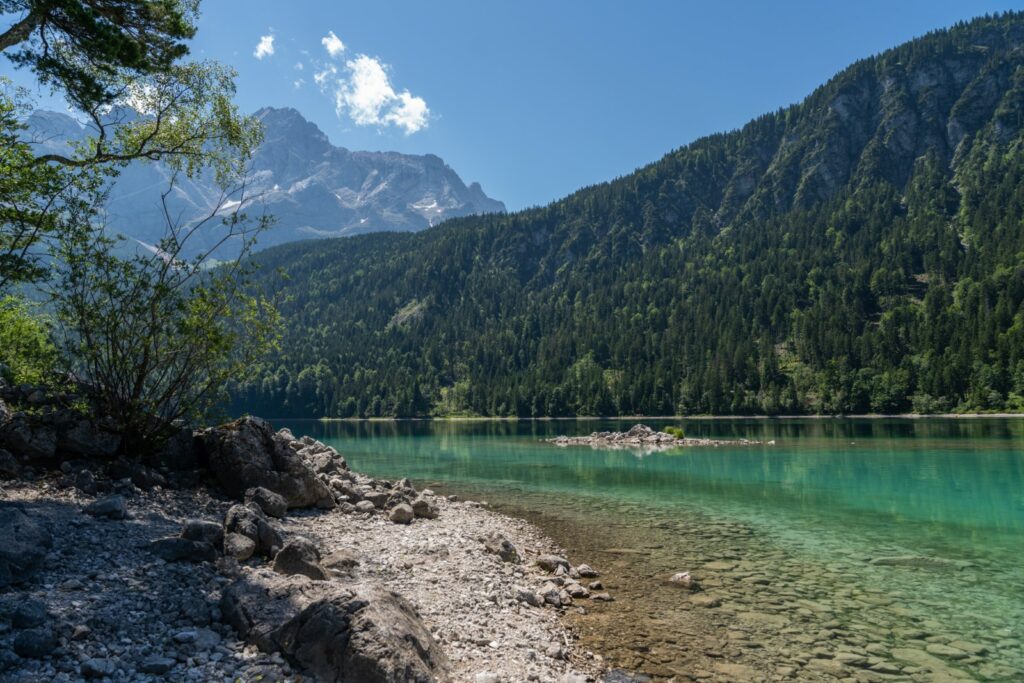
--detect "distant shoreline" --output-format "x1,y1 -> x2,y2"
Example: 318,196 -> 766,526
261,413 -> 1024,422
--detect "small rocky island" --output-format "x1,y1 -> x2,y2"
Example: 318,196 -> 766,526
547,424 -> 771,450
0,382 -> 635,682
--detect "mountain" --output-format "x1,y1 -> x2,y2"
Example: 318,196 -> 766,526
23,106 -> 505,256
233,12 -> 1024,418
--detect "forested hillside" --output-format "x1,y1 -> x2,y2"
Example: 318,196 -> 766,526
232,13 -> 1024,417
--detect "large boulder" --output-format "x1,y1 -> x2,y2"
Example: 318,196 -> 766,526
57,419 -> 120,458
0,507 -> 52,587
221,570 -> 450,683
0,417 -> 57,462
197,417 -> 333,509
155,427 -> 200,471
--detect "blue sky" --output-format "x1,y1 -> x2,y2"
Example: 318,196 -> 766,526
5,1 -> 1024,209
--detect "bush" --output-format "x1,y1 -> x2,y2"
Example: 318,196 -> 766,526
0,295 -> 59,385
664,425 -> 685,439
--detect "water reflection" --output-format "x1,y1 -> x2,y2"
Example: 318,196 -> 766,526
280,418 -> 1024,539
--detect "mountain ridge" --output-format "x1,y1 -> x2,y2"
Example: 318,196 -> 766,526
216,11 -> 1024,416
22,106 -> 505,256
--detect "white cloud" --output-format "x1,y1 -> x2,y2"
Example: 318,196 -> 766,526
384,90 -> 430,133
294,78 -> 305,89
294,62 -> 304,71
321,31 -> 346,59
313,64 -> 337,91
330,54 -> 429,135
254,34 -> 275,60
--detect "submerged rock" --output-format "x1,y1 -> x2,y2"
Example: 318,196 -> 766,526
869,555 -> 973,569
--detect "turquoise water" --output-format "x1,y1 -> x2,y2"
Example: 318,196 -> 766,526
280,418 -> 1024,681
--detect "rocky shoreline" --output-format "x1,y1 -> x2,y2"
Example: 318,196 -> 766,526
0,383 -> 636,683
547,424 -> 771,451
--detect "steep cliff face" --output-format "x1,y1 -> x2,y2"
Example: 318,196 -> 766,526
22,106 -> 505,256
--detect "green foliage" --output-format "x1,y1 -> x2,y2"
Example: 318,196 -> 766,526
664,426 -> 685,439
0,0 -> 198,109
55,212 -> 280,449
0,294 -> 58,385
1,0 -> 278,449
0,79 -> 107,289
220,12 -> 1024,418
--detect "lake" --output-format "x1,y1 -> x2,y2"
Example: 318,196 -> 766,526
277,418 -> 1024,681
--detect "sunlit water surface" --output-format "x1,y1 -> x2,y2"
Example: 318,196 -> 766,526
278,418 -> 1024,681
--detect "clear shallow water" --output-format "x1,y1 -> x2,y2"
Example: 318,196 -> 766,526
279,418 -> 1024,681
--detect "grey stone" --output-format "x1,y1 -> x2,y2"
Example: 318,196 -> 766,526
411,496 -> 439,519
0,507 -> 52,587
322,549 -> 361,572
81,658 -> 117,678
602,670 -> 653,683
83,494 -> 127,520
668,571 -> 700,591
11,598 -> 47,628
0,418 -> 56,461
181,519 -> 224,546
273,537 -> 328,581
389,503 -> 415,524
13,627 -> 56,659
74,468 -> 98,495
0,448 -> 19,479
140,655 -> 176,674
197,416 -> 334,508
244,486 -> 288,518
224,532 -> 257,561
482,533 -> 520,563
364,490 -> 389,509
223,503 -> 282,558
355,500 -> 376,514
148,537 -> 218,563
576,563 -> 600,578
516,588 -> 543,607
59,420 -> 120,458
540,581 -> 562,606
220,570 -> 450,683
536,555 -> 570,572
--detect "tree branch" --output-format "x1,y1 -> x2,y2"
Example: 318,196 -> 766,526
0,10 -> 41,53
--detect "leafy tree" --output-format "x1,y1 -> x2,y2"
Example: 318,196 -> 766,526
1,0 -> 279,449
0,79 -> 105,289
0,0 -> 197,108
0,294 -> 58,384
54,186 -> 280,449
